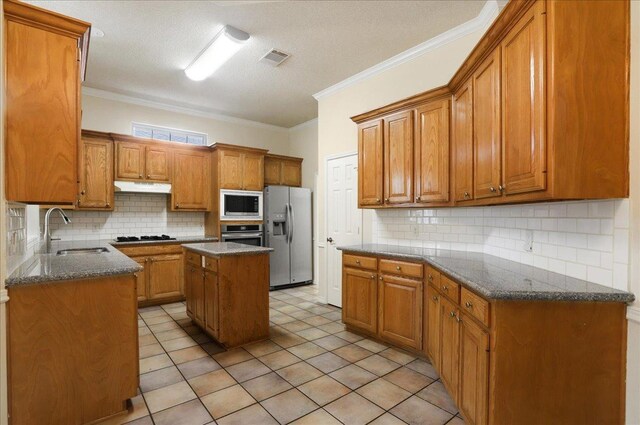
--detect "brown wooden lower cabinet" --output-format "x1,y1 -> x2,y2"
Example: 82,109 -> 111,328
341,251 -> 627,425
118,244 -> 185,306
7,275 -> 138,425
184,249 -> 269,348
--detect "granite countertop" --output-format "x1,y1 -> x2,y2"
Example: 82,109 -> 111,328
6,240 -> 143,288
338,244 -> 635,303
110,236 -> 218,247
182,242 -> 274,257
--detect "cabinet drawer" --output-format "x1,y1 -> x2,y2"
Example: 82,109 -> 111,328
426,265 -> 441,287
461,288 -> 490,327
185,251 -> 202,266
118,243 -> 183,257
204,256 -> 218,272
343,254 -> 377,271
438,274 -> 460,303
379,259 -> 423,279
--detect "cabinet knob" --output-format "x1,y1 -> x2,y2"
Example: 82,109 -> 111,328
499,185 -> 505,192
442,285 -> 448,291
465,301 -> 473,309
450,311 -> 456,317
455,314 -> 462,323
384,198 -> 389,203
432,295 -> 438,301
490,186 -> 497,193
105,202 -> 110,207
370,275 -> 375,279
415,196 -> 420,202
176,204 -> 180,209
147,175 -> 151,179
464,192 -> 470,198
139,174 -> 142,178
376,198 -> 381,203
396,266 -> 401,271
428,274 -> 433,281
355,259 -> 360,264
80,190 -> 85,195
379,276 -> 383,281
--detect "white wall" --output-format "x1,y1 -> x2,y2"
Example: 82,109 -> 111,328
81,93 -> 291,154
288,118 -> 318,191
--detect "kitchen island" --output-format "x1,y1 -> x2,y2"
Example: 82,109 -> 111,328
182,242 -> 274,348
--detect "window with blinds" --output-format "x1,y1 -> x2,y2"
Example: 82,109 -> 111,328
132,122 -> 208,146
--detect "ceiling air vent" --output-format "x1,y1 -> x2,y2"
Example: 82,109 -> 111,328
259,49 -> 290,67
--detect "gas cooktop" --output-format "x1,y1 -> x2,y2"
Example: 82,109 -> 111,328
115,235 -> 176,242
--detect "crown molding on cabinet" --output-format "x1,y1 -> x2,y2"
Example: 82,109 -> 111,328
82,87 -> 290,133
312,0 -> 500,101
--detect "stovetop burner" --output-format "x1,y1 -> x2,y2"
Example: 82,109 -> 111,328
115,234 -> 176,242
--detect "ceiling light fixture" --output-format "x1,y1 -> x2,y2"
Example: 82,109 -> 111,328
184,25 -> 250,81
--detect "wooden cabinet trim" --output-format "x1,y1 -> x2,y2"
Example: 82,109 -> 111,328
415,99 -> 450,203
383,110 -> 414,204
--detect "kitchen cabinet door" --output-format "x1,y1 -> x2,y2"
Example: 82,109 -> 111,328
192,268 -> 205,327
204,270 -> 219,338
440,296 -> 460,401
384,111 -> 414,204
282,160 -> 302,187
415,99 -> 450,203
453,80 -> 474,202
473,49 -> 502,200
185,263 -> 195,317
219,150 -> 244,190
133,257 -> 148,303
358,120 -> 384,206
116,142 -> 145,181
459,314 -> 490,425
145,146 -> 171,182
148,254 -> 183,300
4,11 -> 86,204
242,152 -> 264,190
378,274 -> 423,350
426,285 -> 441,366
342,267 -> 378,334
78,137 -> 113,210
264,157 -> 282,186
501,1 -> 546,196
172,150 -> 211,211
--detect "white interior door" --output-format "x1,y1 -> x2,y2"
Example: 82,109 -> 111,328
326,154 -> 361,307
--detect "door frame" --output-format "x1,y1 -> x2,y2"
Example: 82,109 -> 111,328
322,151 -> 361,305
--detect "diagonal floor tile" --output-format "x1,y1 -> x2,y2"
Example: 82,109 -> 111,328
260,388 -> 318,424
139,366 -> 184,393
329,364 -> 377,390
276,362 -> 323,386
313,335 -> 351,351
140,353 -> 173,374
152,399 -> 212,425
244,340 -> 282,357
226,358 -> 271,383
213,348 -> 254,367
258,350 -> 301,370
297,375 -> 351,406
416,381 -> 458,414
143,381 -> 197,414
177,356 -> 221,379
286,342 -> 327,360
241,372 -> 293,401
200,384 -> 256,419
217,403 -> 278,425
356,354 -> 401,376
333,344 -> 373,363
390,395 -> 453,425
356,378 -> 412,410
290,408 -> 342,425
324,392 -> 385,425
305,352 -> 350,374
384,367 -> 434,393
188,369 -> 237,397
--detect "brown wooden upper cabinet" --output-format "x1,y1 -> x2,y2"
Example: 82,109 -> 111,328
353,0 -> 629,208
215,144 -> 267,191
452,81 -> 474,202
358,119 -> 384,206
415,99 -> 450,204
78,131 -> 114,210
171,149 -> 211,211
264,154 -> 303,187
115,140 -> 172,183
4,0 -> 90,204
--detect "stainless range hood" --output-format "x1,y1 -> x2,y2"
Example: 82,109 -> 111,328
114,181 -> 172,194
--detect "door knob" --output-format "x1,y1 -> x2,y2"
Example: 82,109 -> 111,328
327,237 -> 334,243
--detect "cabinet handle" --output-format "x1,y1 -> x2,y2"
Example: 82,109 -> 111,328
370,275 -> 375,279
442,285 -> 448,291
384,198 -> 389,203
396,266 -> 401,271
415,196 -> 420,202
499,185 -> 505,192
355,259 -> 360,264
428,274 -> 433,281
432,295 -> 438,301
490,186 -> 497,193
450,311 -> 456,318
80,190 -> 85,195
379,276 -> 383,281
464,192 -> 470,198
455,314 -> 462,323
465,301 -> 473,309
376,198 -> 381,203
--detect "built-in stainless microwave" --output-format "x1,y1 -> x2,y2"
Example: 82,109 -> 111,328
220,190 -> 263,221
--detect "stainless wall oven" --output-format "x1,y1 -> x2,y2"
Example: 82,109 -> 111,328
220,190 -> 263,221
220,224 -> 264,247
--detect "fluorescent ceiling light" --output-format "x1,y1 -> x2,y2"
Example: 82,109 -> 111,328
185,25 -> 250,81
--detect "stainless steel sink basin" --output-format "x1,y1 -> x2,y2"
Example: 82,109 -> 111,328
56,247 -> 109,256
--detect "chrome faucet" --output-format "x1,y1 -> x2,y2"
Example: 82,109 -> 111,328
44,207 -> 71,253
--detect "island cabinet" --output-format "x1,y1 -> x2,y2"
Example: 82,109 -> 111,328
118,243 -> 185,307
352,0 -> 629,209
4,0 -> 90,205
184,247 -> 269,348
342,253 -> 423,350
341,250 -> 628,425
264,154 -> 303,187
78,130 -> 114,210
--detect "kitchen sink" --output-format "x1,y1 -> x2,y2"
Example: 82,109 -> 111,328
56,247 -> 109,256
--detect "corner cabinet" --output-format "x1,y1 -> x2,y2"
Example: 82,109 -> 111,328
171,149 -> 211,211
352,0 -> 629,208
78,131 -> 114,210
4,0 -> 90,204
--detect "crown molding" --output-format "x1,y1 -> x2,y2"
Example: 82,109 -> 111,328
312,0 -> 499,100
82,87 -> 290,133
289,118 -> 318,133
628,305 -> 640,324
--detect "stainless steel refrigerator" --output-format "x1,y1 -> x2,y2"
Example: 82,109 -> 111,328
264,186 -> 313,288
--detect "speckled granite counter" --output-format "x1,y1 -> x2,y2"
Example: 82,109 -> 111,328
6,240 -> 142,287
338,244 -> 635,303
110,236 -> 218,247
182,242 -> 273,257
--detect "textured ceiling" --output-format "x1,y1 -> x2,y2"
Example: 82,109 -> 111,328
29,1 -> 486,128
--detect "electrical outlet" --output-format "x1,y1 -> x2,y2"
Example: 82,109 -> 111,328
524,230 -> 534,252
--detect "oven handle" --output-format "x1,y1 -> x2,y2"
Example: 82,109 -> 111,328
221,233 -> 263,239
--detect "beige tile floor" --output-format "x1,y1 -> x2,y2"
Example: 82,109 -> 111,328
108,284 -> 465,425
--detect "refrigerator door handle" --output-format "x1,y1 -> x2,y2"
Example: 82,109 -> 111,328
285,203 -> 291,244
289,203 -> 295,244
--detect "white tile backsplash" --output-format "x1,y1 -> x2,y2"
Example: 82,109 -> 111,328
371,199 -> 630,290
42,193 -> 205,241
